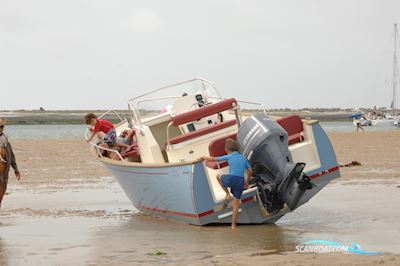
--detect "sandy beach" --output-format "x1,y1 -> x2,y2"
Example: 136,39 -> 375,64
1,130 -> 400,265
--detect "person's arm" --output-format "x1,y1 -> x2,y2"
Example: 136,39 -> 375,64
198,155 -> 217,161
245,167 -> 252,188
198,154 -> 232,161
87,131 -> 96,142
9,143 -> 21,181
244,160 -> 252,188
87,120 -> 101,142
127,129 -> 136,143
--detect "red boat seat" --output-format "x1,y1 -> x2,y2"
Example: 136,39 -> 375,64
206,133 -> 237,169
121,142 -> 140,159
172,98 -> 237,126
168,119 -> 236,146
276,115 -> 304,145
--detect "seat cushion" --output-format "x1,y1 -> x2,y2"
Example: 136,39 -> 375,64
206,133 -> 237,169
168,119 -> 236,145
172,98 -> 237,126
121,143 -> 140,159
276,115 -> 304,145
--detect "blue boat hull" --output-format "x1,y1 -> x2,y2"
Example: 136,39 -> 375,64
100,122 -> 340,225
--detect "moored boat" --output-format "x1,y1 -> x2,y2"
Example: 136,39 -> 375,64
85,78 -> 340,225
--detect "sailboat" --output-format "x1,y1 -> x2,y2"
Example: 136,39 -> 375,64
390,24 -> 400,127
352,24 -> 400,128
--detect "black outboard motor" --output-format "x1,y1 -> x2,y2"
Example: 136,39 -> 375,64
237,114 -> 313,212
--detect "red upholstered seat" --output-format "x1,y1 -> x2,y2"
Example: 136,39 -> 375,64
172,98 -> 237,126
276,115 -> 304,145
168,119 -> 237,146
121,143 -> 140,159
206,133 -> 237,169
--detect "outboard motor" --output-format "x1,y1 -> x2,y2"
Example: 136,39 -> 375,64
237,114 -> 314,213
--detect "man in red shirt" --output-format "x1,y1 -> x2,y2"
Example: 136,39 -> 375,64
85,113 -> 117,148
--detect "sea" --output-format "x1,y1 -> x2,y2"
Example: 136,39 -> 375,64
4,121 -> 399,140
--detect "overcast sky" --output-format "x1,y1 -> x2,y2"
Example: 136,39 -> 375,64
1,0 -> 400,110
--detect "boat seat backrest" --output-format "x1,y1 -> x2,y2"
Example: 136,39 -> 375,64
206,133 -> 237,169
168,119 -> 236,146
276,115 -> 304,145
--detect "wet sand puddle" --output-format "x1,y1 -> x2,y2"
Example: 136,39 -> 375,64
1,178 -> 399,265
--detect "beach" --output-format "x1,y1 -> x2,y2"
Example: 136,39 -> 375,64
1,130 -> 400,265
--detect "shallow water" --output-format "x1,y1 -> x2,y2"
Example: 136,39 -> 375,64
3,121 -> 399,140
1,179 -> 399,265
5,124 -> 85,139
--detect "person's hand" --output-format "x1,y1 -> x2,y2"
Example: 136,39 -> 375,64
15,171 -> 21,181
197,156 -> 205,161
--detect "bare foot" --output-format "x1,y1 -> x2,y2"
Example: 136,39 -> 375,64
231,224 -> 236,229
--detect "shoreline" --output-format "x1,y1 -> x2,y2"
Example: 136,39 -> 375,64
0,110 -> 365,125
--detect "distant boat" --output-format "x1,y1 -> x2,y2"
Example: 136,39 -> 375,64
352,24 -> 400,128
349,113 -> 373,127
390,24 -> 400,127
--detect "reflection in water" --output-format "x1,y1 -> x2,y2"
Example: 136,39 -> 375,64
1,182 -> 399,265
85,215 -> 301,265
0,237 -> 7,266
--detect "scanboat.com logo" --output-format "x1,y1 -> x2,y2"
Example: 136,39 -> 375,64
296,240 -> 384,255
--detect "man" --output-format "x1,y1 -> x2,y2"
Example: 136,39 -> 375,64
0,118 -> 21,208
198,139 -> 252,229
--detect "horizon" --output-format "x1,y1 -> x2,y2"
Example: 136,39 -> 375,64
0,106 -> 394,112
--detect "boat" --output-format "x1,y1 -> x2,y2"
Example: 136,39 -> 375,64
391,24 -> 400,126
350,113 -> 373,127
85,78 -> 340,225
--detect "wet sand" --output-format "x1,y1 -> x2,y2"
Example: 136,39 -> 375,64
1,131 -> 400,265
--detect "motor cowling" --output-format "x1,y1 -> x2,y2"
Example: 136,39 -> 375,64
237,114 -> 313,212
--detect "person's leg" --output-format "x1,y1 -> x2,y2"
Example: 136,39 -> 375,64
114,143 -> 129,149
230,176 -> 244,229
127,129 -> 136,143
97,131 -> 106,139
231,198 -> 241,229
217,174 -> 231,200
0,182 -> 5,208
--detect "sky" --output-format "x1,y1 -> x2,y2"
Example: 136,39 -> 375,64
1,0 -> 400,110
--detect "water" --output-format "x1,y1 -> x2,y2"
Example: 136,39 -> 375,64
320,121 -> 399,132
1,180 -> 399,265
4,124 -> 86,139
3,122 -> 398,140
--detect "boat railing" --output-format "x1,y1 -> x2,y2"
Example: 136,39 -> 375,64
84,109 -> 127,162
127,77 -> 217,103
128,95 -> 182,128
87,141 -> 125,161
208,97 -> 267,116
127,78 -> 220,128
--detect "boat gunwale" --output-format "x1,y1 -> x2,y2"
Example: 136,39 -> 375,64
91,118 -> 322,168
93,147 -> 203,168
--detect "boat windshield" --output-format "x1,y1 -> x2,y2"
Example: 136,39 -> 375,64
128,78 -> 222,123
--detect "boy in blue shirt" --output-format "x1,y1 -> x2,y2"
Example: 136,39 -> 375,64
199,138 -> 252,229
